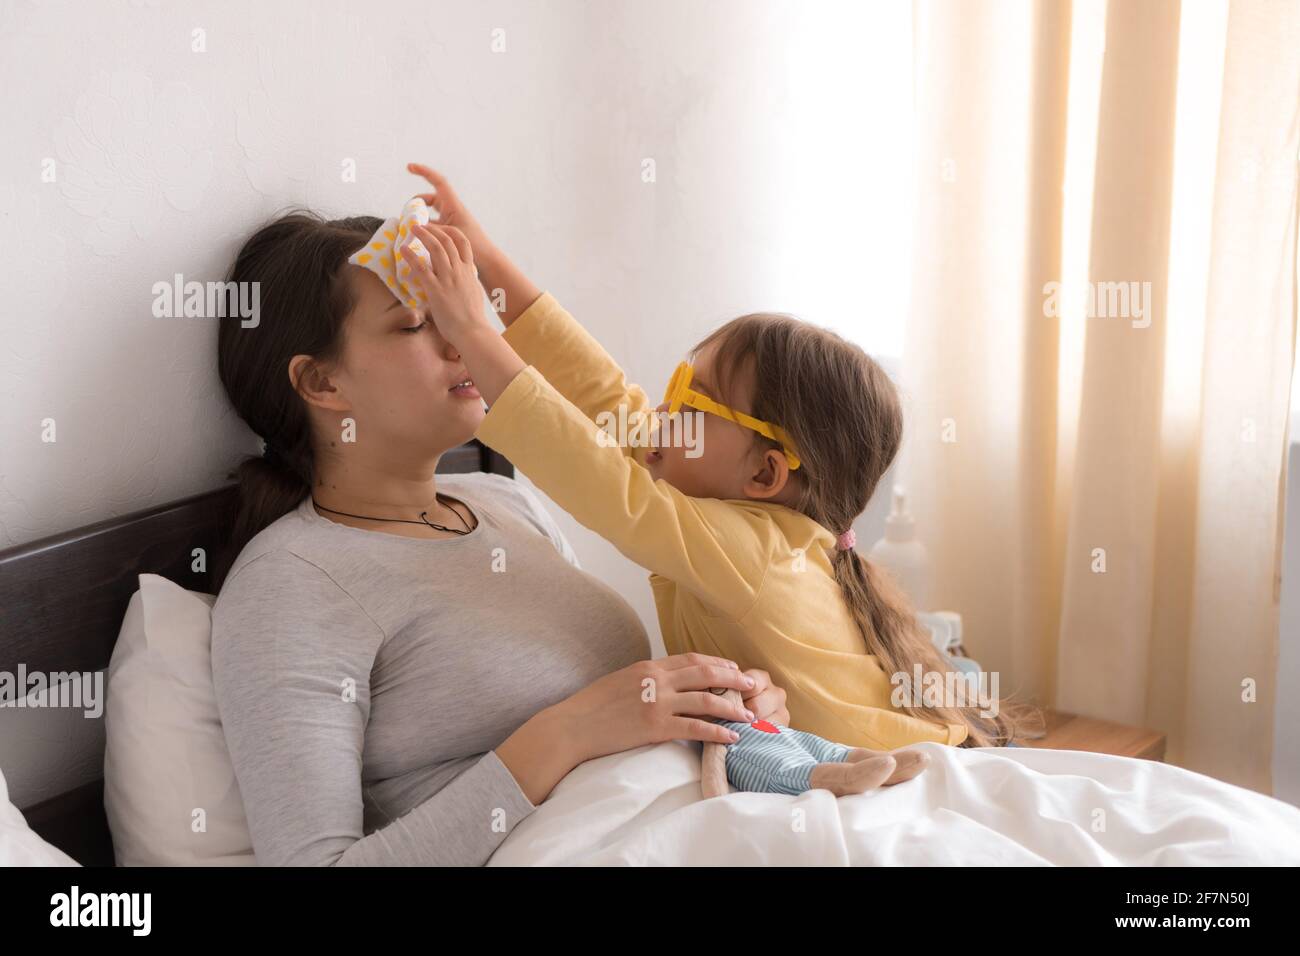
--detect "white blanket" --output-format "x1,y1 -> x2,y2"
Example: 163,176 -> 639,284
0,767 -> 77,867
489,740 -> 1300,866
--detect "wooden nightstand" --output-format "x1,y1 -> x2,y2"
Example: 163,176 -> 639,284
1016,709 -> 1167,762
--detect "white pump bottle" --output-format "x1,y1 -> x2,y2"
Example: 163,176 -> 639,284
866,485 -> 932,611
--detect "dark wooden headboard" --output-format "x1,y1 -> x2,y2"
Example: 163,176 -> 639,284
0,439 -> 511,866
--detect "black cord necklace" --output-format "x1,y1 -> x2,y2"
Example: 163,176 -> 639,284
310,492 -> 474,535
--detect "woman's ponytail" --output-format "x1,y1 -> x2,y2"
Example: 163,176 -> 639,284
211,209 -> 383,592
211,444 -> 311,593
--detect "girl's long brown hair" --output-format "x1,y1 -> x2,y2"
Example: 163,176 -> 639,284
211,208 -> 383,593
694,315 -> 1044,747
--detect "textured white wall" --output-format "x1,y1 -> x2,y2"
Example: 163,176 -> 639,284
0,0 -> 912,654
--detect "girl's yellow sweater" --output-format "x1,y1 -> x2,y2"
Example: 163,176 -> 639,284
476,292 -> 967,750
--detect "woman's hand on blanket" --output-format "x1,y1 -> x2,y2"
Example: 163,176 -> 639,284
551,654 -> 759,762
739,668 -> 791,726
498,656 -> 756,803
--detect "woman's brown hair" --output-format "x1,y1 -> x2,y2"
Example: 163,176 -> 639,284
694,315 -> 1044,747
211,208 -> 381,593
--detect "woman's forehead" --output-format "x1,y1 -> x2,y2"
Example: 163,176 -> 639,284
349,265 -> 403,320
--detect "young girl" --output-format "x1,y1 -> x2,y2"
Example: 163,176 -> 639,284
385,167 -> 1040,794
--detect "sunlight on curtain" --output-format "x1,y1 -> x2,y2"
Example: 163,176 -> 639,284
1056,0 -> 1106,514
1164,1 -> 1230,437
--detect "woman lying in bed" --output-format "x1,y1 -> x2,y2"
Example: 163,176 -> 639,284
208,190 -> 777,867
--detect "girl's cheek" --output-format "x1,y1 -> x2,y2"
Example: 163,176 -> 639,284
684,415 -> 708,465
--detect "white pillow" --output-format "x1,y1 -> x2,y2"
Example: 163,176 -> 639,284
103,573 -> 254,865
0,766 -> 78,866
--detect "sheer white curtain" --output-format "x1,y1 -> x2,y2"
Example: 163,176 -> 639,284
902,0 -> 1299,793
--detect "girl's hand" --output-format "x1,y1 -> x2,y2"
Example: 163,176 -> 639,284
406,163 -> 496,261
400,222 -> 490,348
549,653 -> 759,763
408,162 -> 542,328
740,668 -> 791,726
400,221 -> 524,404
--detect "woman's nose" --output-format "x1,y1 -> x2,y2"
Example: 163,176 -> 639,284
436,327 -> 460,361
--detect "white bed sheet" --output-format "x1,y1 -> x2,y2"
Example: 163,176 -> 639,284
489,740 -> 1300,866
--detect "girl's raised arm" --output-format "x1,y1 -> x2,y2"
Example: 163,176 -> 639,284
401,221 -> 773,618
407,165 -> 655,439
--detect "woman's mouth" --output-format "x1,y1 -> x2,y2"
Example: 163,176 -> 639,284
449,379 -> 481,399
646,449 -> 663,464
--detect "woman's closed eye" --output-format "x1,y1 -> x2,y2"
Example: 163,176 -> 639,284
401,319 -> 428,334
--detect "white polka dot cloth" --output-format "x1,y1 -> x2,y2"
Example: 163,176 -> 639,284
347,196 -> 435,309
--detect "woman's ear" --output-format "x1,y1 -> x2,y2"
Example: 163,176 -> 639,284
289,354 -> 349,412
742,448 -> 791,500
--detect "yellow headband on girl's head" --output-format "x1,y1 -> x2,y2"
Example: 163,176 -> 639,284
663,361 -> 801,470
